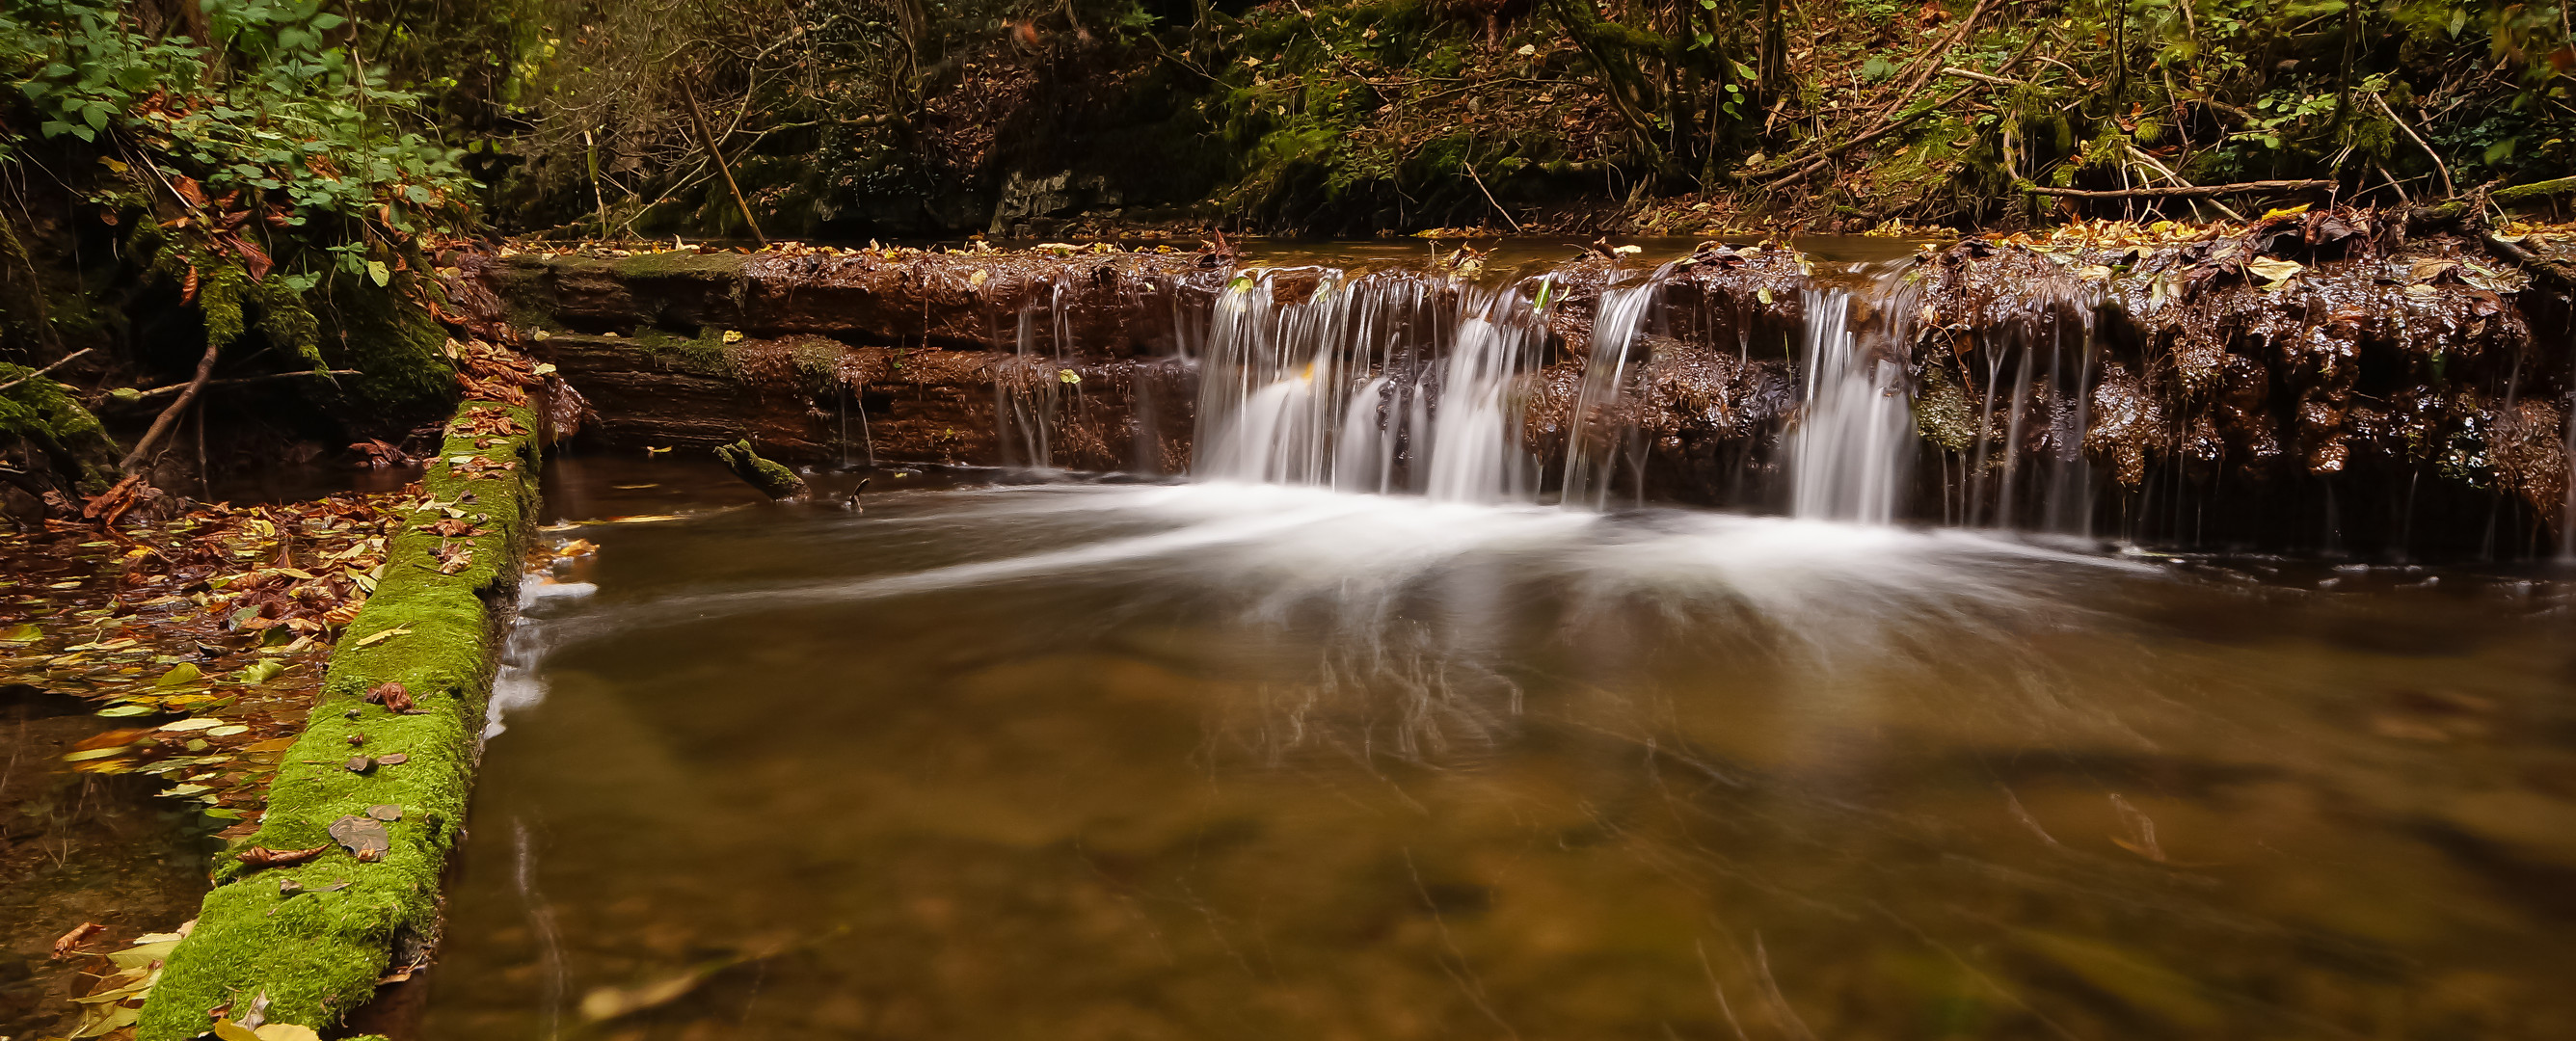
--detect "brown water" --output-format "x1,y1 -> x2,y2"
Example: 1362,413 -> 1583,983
424,458 -> 2576,1040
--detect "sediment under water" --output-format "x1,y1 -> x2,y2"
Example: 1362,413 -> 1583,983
423,458 -> 2576,1040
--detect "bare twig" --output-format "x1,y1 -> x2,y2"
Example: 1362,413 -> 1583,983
127,369 -> 363,402
1462,159 -> 1523,232
2372,93 -> 2455,197
2013,179 -> 2334,200
120,339 -> 222,473
0,347 -> 94,393
682,80 -> 767,247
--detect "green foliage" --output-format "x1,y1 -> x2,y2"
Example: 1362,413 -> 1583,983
3,0 -> 475,414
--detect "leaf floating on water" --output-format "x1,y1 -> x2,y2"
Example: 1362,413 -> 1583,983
237,659 -> 287,683
205,724 -> 250,736
157,662 -> 201,686
579,969 -> 718,1023
94,705 -> 157,718
50,921 -> 104,959
161,717 -> 226,733
328,814 -> 391,862
236,844 -> 329,868
366,804 -> 403,821
0,623 -> 39,643
2107,793 -> 2167,863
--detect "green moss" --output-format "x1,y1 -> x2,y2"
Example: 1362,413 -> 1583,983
609,250 -> 746,280
712,438 -> 809,498
1914,362 -> 1976,452
136,400 -> 542,1041
0,364 -> 109,446
791,338 -> 846,394
321,276 -> 459,411
635,327 -> 738,377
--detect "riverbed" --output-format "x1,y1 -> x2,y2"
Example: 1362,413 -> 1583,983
422,457 -> 2576,1040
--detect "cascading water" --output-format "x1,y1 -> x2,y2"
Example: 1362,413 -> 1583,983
997,278 -> 1071,470
1788,285 -> 1914,524
1560,264 -> 1675,510
1192,269 -> 1545,503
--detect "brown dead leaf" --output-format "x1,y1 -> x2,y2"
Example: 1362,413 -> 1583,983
236,844 -> 329,868
328,814 -> 391,863
50,921 -> 104,959
363,681 -> 417,714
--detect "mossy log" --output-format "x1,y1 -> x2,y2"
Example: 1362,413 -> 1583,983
2494,176 -> 2576,202
714,438 -> 810,499
135,397 -> 542,1041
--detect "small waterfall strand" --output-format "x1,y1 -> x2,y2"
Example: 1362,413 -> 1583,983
1789,287 -> 1915,523
1560,264 -> 1677,510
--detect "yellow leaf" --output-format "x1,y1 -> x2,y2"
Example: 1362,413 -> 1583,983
2244,256 -> 2305,286
2260,203 -> 2311,219
354,625 -> 414,648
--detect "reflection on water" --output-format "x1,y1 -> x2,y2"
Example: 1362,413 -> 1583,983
426,461 -> 2576,1040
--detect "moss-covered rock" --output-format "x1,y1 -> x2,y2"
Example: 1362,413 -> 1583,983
134,397 -> 541,1041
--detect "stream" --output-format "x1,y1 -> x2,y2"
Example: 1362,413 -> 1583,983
423,456 -> 2576,1040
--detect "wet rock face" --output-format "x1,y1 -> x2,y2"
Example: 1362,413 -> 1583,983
486,234 -> 2571,555
1910,223 -> 2565,550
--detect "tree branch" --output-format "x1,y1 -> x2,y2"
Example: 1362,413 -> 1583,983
2012,179 -> 2335,200
120,339 -> 223,473
0,347 -> 94,393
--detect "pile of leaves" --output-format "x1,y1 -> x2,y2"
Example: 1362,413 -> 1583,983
0,487 -> 412,841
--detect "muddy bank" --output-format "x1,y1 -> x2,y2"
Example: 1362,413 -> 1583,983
483,227 -> 2576,555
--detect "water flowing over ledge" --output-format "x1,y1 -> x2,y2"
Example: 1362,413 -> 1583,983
474,225 -> 2575,558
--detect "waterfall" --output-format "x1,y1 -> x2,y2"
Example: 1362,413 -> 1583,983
1788,287 -> 1914,523
1192,269 -> 1543,502
997,278 -> 1069,470
1560,265 -> 1674,510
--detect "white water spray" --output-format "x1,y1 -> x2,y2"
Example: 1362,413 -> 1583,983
1788,287 -> 1914,524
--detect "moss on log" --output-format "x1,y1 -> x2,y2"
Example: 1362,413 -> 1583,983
714,438 -> 810,499
134,397 -> 542,1041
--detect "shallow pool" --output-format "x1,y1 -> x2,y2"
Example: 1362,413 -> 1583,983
423,458 -> 2576,1040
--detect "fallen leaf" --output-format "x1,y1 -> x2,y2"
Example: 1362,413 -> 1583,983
254,1024 -> 322,1041
580,969 -> 716,1023
353,625 -> 413,647
236,844 -> 328,868
376,753 -> 410,765
366,804 -> 403,821
328,814 -> 391,863
364,681 -> 417,713
51,921 -> 105,959
2245,256 -> 2305,286
161,717 -> 226,733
